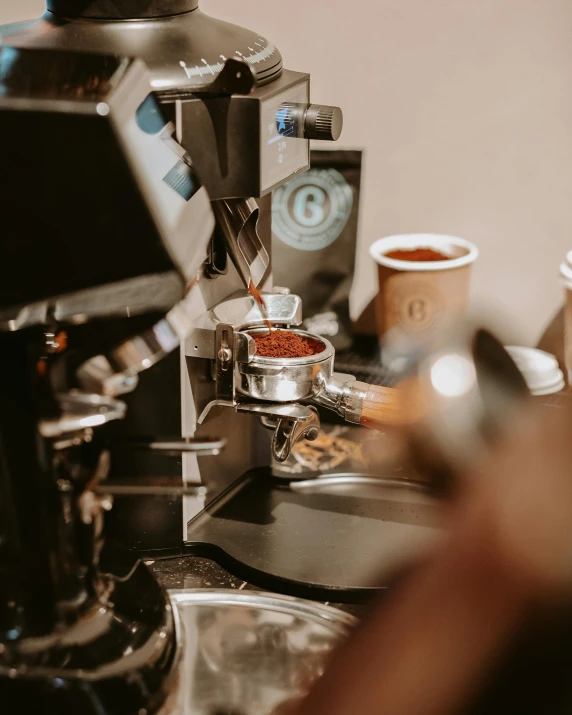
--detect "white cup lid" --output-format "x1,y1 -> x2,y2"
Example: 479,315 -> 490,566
505,346 -> 565,396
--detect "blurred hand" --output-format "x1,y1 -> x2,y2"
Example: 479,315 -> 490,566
295,400 -> 572,715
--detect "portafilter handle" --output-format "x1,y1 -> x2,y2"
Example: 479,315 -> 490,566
313,323 -> 530,490
313,373 -> 404,430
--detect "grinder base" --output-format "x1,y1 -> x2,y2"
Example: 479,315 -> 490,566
0,559 -> 182,715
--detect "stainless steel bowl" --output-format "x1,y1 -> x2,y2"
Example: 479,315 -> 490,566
168,589 -> 356,715
237,328 -> 335,402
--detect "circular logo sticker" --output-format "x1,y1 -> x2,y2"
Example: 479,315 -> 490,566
272,168 -> 353,251
389,283 -> 443,333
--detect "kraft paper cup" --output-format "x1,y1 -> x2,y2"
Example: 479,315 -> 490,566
369,234 -> 479,345
559,250 -> 572,383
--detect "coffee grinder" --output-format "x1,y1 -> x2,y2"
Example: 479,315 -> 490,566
0,44 -> 218,712
0,0 -> 356,559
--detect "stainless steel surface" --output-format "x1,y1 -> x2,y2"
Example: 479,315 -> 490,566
289,473 -> 432,491
213,292 -> 302,330
169,589 -> 356,715
213,198 -> 270,289
186,293 -> 303,362
238,403 -> 321,462
215,323 -> 237,406
312,372 -> 369,424
39,392 -> 127,438
130,438 -> 227,455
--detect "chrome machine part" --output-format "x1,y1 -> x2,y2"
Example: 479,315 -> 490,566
236,328 -> 336,403
169,589 -> 355,715
312,372 -> 370,424
189,315 -> 380,460
38,392 -> 127,438
238,403 -> 321,463
212,198 -> 270,288
186,292 -> 303,365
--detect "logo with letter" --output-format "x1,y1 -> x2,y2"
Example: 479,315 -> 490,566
390,283 -> 443,333
272,168 -> 353,251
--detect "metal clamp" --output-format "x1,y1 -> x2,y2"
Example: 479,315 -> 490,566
215,323 -> 236,406
312,372 -> 369,424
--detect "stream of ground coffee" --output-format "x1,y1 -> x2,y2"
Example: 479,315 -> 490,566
248,280 -> 273,333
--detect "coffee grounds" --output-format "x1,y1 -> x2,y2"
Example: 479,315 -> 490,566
251,330 -> 324,359
384,248 -> 450,262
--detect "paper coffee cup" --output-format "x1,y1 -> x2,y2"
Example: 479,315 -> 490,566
559,250 -> 572,383
369,234 -> 479,344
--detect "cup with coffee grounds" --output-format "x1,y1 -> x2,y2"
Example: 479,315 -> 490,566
369,234 -> 479,347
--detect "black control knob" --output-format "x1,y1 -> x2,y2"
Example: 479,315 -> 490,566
276,103 -> 343,141
304,104 -> 343,141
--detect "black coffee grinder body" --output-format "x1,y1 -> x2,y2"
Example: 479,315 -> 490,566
0,45 -> 215,713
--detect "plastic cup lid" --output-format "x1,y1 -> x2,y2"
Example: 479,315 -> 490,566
505,346 -> 565,395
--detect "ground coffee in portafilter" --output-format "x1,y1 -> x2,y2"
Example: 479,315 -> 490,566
272,150 -> 362,351
250,330 -> 324,359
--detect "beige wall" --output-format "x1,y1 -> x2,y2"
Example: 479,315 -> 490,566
0,1 -> 42,24
202,0 -> 572,346
5,0 -> 572,344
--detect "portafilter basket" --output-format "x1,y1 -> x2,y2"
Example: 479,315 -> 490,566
236,328 -> 335,403
236,328 -> 402,429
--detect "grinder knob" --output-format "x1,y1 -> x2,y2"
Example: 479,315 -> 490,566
304,104 -> 343,141
277,103 -> 343,141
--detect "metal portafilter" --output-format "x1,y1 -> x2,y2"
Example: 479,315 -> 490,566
239,321 -> 531,478
190,291 -> 530,468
